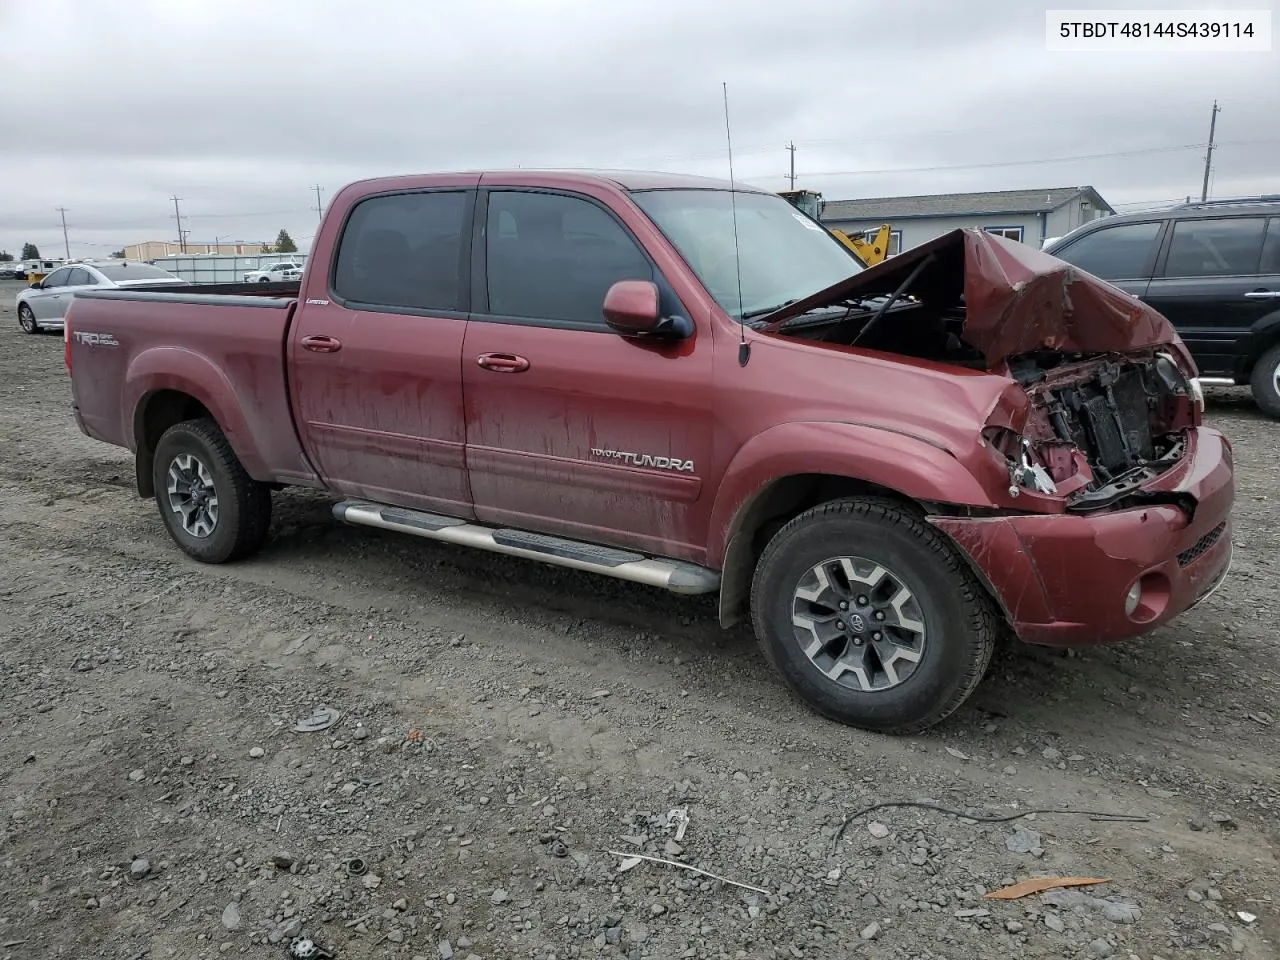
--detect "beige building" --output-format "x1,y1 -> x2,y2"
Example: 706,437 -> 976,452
124,240 -> 268,260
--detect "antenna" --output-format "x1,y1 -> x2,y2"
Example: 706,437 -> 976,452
722,82 -> 749,367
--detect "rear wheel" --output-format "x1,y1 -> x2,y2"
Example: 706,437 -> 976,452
750,497 -> 998,734
18,304 -> 37,334
1249,343 -> 1280,418
151,417 -> 272,563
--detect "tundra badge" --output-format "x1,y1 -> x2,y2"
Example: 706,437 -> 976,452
591,448 -> 694,472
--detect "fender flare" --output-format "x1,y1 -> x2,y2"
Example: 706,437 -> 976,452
707,420 -> 996,568
124,346 -> 269,480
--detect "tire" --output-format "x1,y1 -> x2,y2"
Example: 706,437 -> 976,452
258,276 -> 271,283
1249,343 -> 1280,418
750,497 -> 998,735
18,304 -> 38,334
151,417 -> 272,563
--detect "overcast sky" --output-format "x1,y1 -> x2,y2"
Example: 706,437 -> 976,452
1,0 -> 1276,258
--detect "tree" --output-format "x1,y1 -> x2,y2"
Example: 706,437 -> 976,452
110,249 -> 126,259
21,242 -> 40,260
273,229 -> 297,254
258,241 -> 274,254
0,251 -> 13,262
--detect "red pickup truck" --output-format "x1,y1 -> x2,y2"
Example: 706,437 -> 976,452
65,170 -> 1234,734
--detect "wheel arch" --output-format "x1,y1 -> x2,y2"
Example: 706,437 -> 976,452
125,348 -> 270,498
1240,309 -> 1280,380
709,421 -> 997,629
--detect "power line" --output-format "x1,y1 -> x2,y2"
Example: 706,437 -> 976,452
792,143 -> 1209,179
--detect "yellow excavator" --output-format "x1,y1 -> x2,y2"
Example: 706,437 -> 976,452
778,189 -> 893,267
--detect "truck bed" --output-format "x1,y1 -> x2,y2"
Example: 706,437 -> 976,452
67,288 -> 316,487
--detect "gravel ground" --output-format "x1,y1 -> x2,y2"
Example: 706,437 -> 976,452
0,278 -> 1276,960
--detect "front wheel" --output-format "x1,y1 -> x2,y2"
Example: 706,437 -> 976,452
18,304 -> 38,334
1249,343 -> 1280,419
151,417 -> 272,563
750,497 -> 998,735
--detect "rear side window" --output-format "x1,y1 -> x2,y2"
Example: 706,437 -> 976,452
484,190 -> 653,326
1164,217 -> 1266,277
1255,218 -> 1280,274
333,191 -> 468,312
1052,221 -> 1162,280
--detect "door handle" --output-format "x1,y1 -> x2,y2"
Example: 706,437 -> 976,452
301,335 -> 342,353
1244,290 -> 1280,299
476,353 -> 530,373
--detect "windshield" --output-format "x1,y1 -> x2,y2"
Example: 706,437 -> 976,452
96,263 -> 180,281
631,188 -> 863,319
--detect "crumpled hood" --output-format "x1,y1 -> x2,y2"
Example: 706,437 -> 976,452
759,228 -> 1182,368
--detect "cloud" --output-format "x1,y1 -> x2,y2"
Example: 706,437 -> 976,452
1,0 -> 1275,256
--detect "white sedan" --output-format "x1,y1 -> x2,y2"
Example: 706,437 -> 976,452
16,261 -> 187,334
243,261 -> 303,283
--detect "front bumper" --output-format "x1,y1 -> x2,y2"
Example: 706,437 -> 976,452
930,426 -> 1234,647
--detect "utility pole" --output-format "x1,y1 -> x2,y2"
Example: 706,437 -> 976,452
313,184 -> 324,220
57,207 -> 70,259
171,196 -> 186,253
786,142 -> 797,190
1200,100 -> 1220,203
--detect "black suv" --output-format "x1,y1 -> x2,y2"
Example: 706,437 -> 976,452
1044,197 -> 1280,416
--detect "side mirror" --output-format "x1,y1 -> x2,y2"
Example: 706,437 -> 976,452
30,280 -> 44,289
603,280 -> 693,339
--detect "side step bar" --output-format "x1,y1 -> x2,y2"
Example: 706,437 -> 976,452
332,500 -> 720,596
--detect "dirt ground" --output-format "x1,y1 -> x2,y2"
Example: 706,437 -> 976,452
0,277 -> 1276,960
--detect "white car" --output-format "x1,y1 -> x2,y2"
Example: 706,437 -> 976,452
16,261 -> 187,334
244,261 -> 303,283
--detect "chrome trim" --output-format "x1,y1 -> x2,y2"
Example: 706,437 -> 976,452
333,500 -> 720,595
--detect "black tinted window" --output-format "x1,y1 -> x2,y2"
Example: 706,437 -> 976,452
485,191 -> 652,325
1053,221 -> 1161,280
67,268 -> 94,286
333,191 -> 468,311
1165,217 -> 1266,277
1262,219 -> 1280,274
42,268 -> 72,287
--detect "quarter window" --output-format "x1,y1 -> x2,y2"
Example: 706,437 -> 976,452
1165,217 -> 1267,278
333,191 -> 468,312
1052,221 -> 1162,280
484,191 -> 653,326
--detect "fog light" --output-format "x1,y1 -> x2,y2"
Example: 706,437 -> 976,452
1124,581 -> 1142,616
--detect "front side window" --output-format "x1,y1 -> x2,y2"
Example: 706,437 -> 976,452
67,268 -> 94,286
632,189 -> 863,319
333,190 -> 468,312
484,190 -> 653,326
1052,221 -> 1162,281
42,267 -> 72,288
1164,217 -> 1266,278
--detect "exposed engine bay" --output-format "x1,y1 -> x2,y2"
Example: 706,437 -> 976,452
994,350 -> 1198,511
755,229 -> 1203,514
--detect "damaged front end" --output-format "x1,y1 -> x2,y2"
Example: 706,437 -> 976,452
756,227 -> 1206,515
991,348 -> 1202,513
